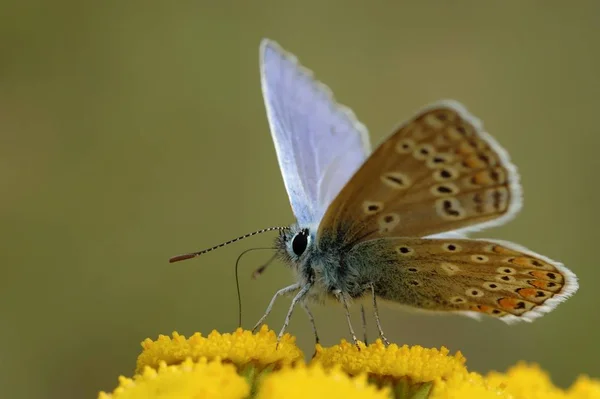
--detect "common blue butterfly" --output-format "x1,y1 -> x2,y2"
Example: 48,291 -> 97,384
171,39 -> 578,345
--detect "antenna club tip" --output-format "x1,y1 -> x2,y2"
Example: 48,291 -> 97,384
169,253 -> 196,263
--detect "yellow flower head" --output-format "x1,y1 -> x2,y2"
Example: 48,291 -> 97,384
257,363 -> 390,399
313,338 -> 467,383
136,326 -> 303,374
568,375 -> 600,398
431,371 -> 509,399
486,363 -> 565,399
99,358 -> 249,399
486,363 -> 600,399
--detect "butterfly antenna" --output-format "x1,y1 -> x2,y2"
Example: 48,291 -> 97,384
169,226 -> 288,263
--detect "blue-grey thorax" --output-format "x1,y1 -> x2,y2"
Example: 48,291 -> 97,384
276,224 -> 402,302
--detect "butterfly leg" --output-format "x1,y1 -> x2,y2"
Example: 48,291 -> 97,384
360,304 -> 368,345
369,282 -> 390,346
339,295 -> 360,347
252,283 -> 300,332
300,301 -> 320,345
278,283 -> 313,342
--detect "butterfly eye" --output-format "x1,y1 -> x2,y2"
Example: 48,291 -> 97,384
292,230 -> 309,256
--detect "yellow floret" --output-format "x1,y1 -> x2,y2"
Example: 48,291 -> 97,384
98,358 -> 249,399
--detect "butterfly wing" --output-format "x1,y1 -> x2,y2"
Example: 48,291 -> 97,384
260,39 -> 371,226
351,237 -> 577,322
317,101 -> 522,243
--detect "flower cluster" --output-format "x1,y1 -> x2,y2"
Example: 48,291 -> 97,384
99,326 -> 599,399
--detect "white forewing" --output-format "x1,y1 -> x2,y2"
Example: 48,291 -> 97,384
260,39 -> 371,226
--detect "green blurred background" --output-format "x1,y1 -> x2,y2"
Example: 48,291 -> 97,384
1,1 -> 598,398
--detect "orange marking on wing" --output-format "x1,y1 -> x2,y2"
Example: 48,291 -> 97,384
510,257 -> 534,267
517,288 -> 537,299
456,141 -> 477,155
529,270 -> 549,280
472,170 -> 493,185
463,155 -> 486,169
498,297 -> 519,311
529,270 -> 563,282
529,280 -> 561,292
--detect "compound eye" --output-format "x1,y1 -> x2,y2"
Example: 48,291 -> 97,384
292,230 -> 309,256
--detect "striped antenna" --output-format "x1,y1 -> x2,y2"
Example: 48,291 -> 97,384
169,226 -> 288,263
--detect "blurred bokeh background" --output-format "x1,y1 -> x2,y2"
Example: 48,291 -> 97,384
1,1 -> 598,398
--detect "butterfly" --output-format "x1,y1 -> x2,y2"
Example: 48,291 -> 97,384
171,39 -> 578,346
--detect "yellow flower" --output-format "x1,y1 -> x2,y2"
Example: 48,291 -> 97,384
136,325 -> 303,374
485,363 -> 600,399
257,363 -> 390,399
486,363 -> 565,399
312,338 -> 471,398
97,328 -> 599,399
98,358 -> 249,399
313,338 -> 467,383
431,371 -> 509,399
568,375 -> 600,398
